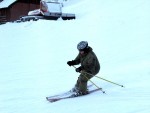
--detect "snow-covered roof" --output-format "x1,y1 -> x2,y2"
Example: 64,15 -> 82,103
0,0 -> 17,9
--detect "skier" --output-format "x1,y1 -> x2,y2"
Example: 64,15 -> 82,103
67,41 -> 100,96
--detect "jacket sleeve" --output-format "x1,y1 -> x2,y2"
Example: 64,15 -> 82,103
73,54 -> 81,65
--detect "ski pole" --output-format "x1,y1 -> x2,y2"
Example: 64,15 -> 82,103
72,66 -> 106,94
83,71 -> 124,88
72,66 -> 124,88
94,76 -> 124,87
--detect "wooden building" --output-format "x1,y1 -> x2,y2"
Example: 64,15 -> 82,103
0,0 -> 41,23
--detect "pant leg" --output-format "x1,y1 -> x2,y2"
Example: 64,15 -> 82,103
76,73 -> 93,94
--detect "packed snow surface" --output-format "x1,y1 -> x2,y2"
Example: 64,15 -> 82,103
0,0 -> 150,113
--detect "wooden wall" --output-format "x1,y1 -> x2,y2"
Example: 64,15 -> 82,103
9,2 -> 39,21
0,0 -> 40,22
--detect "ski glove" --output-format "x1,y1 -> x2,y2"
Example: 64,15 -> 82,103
76,66 -> 82,73
67,60 -> 76,66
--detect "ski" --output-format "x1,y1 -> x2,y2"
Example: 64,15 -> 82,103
46,84 -> 94,100
46,88 -> 104,103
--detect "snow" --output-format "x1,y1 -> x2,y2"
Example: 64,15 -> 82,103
0,0 -> 16,8
0,0 -> 150,113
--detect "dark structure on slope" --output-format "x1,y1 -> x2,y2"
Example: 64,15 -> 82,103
0,0 -> 40,24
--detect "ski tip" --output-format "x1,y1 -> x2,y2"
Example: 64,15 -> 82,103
46,98 -> 60,103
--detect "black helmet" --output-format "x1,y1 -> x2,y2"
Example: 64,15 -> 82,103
77,41 -> 88,51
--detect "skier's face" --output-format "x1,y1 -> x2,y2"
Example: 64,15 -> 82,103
79,50 -> 84,55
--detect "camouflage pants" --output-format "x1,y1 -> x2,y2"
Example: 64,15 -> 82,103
75,72 -> 93,94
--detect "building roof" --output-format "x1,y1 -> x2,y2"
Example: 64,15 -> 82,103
0,0 -> 17,9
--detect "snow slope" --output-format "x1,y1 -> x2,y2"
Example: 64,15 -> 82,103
0,0 -> 150,113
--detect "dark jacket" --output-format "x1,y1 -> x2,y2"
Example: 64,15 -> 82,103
73,47 -> 100,75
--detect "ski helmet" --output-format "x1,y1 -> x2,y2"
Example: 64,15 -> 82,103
77,41 -> 88,51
